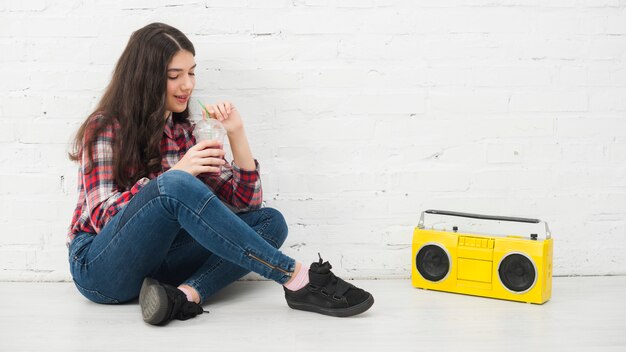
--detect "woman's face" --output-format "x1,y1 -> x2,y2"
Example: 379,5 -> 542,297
165,50 -> 196,116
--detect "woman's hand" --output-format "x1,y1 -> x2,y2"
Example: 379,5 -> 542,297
170,140 -> 226,177
204,101 -> 243,134
203,100 -> 256,171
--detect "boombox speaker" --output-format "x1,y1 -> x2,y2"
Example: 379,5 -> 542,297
412,210 -> 553,304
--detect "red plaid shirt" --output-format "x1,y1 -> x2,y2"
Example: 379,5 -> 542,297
67,114 -> 262,245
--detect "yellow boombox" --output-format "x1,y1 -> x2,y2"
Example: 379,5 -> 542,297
412,210 -> 553,304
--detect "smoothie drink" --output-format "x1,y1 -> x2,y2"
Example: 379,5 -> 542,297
193,118 -> 227,175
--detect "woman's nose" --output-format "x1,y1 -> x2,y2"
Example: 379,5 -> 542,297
181,74 -> 194,90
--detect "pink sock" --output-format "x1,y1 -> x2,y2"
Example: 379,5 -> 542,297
284,262 -> 309,291
178,286 -> 195,302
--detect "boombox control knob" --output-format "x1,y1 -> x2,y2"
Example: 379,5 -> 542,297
530,234 -> 538,240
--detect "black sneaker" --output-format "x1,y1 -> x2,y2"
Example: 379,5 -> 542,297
284,254 -> 374,317
139,277 -> 205,325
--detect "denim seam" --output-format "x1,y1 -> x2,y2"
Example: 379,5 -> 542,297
254,208 -> 272,237
85,189 -> 213,267
197,193 -> 218,215
73,279 -> 120,304
255,209 -> 277,246
184,258 -> 225,303
155,194 -> 259,264
169,195 -> 293,278
245,250 -> 293,279
80,197 -> 167,267
259,233 -> 279,248
112,200 -> 132,234
157,172 -> 217,216
184,209 -> 286,301
69,236 -> 91,262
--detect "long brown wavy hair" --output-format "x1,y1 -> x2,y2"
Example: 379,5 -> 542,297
69,23 -> 195,189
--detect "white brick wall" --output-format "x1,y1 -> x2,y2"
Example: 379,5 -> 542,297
1,0 -> 625,281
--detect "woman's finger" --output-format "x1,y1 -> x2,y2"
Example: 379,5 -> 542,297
198,157 -> 226,166
207,106 -> 221,120
216,103 -> 228,120
198,165 -> 221,174
192,139 -> 222,150
195,148 -> 225,159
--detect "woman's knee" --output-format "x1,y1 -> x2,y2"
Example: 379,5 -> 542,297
261,207 -> 288,248
158,170 -> 212,197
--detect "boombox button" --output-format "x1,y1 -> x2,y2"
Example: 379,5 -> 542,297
531,234 -> 538,240
458,237 -> 494,249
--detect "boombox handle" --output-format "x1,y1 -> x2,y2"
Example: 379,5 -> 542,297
418,209 -> 552,239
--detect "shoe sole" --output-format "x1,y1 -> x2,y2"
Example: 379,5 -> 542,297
139,278 -> 168,325
286,294 -> 374,317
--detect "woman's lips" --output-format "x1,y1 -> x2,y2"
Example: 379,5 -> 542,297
175,95 -> 188,103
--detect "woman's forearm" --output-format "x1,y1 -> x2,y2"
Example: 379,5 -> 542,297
227,127 -> 256,171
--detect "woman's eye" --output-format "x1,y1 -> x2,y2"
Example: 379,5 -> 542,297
168,76 -> 178,80
189,72 -> 195,76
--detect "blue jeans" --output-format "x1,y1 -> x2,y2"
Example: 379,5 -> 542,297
68,170 -> 294,304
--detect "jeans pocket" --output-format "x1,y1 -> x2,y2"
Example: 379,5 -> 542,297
69,233 -> 94,265
73,280 -> 120,304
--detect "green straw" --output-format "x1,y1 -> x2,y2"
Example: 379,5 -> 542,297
197,99 -> 211,120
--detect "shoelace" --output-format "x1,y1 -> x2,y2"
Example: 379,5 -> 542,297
313,253 -> 332,272
313,253 -> 353,299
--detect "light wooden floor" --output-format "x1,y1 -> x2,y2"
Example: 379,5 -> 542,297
1,276 -> 625,351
